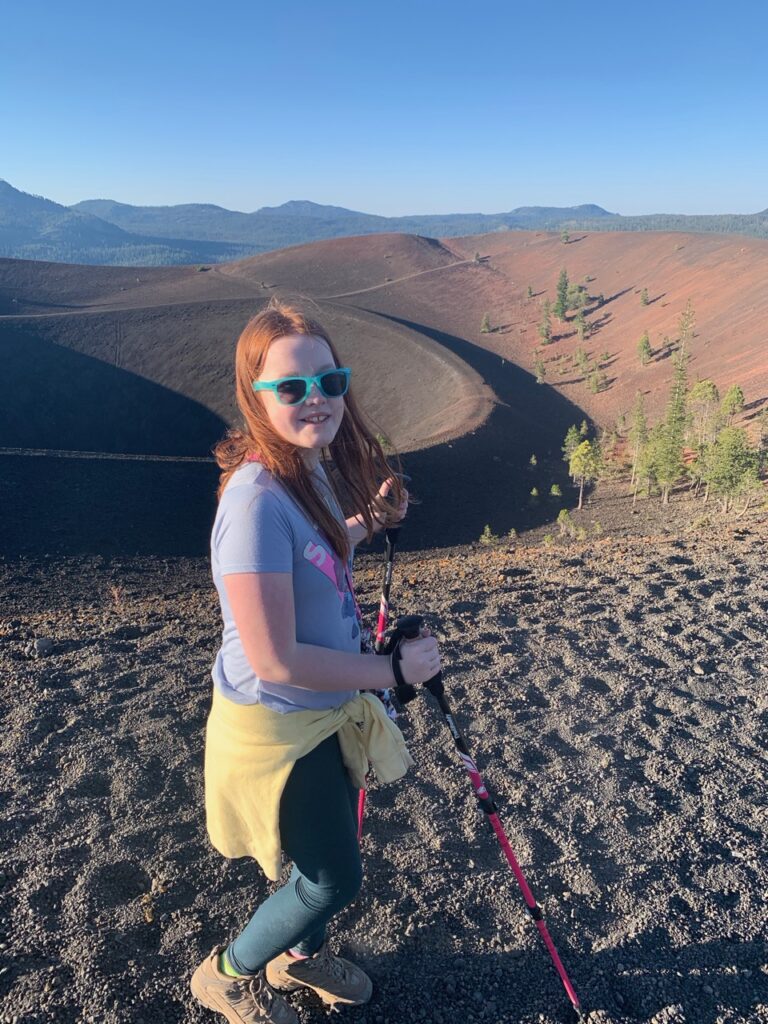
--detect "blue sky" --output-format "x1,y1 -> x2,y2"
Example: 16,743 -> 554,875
2,0 -> 767,216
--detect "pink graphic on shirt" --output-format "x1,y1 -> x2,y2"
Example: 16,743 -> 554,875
303,541 -> 344,600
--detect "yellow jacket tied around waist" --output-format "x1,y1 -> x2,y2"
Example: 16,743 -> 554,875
205,688 -> 414,880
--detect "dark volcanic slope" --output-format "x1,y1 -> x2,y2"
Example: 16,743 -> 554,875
2,527 -> 767,1024
0,241 -> 491,457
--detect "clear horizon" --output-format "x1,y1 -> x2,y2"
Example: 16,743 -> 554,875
2,0 -> 767,218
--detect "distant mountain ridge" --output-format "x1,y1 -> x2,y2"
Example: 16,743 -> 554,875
1,179 -> 767,267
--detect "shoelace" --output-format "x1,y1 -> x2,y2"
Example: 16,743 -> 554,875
248,974 -> 276,1011
305,946 -> 346,982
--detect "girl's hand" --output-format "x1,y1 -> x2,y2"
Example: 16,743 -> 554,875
373,477 -> 408,530
397,628 -> 440,685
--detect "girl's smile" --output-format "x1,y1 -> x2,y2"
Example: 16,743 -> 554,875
256,333 -> 346,466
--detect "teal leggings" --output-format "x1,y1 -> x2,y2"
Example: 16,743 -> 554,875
226,733 -> 362,974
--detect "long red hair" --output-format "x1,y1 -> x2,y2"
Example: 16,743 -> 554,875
213,300 -> 404,562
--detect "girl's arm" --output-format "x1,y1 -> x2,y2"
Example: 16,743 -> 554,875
223,571 -> 396,692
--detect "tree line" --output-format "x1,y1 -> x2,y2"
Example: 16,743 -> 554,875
560,313 -> 766,518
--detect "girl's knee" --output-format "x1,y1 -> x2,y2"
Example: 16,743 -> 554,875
296,858 -> 362,916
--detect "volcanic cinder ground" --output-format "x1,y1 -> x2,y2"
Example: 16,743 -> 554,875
1,231 -> 768,1024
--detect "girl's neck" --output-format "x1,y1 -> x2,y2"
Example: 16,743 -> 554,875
300,448 -> 322,471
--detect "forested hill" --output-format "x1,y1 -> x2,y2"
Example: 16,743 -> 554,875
2,178 -> 768,266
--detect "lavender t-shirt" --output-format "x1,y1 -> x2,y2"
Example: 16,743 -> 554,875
210,460 -> 360,711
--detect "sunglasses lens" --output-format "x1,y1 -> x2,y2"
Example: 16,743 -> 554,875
275,379 -> 308,405
320,371 -> 348,397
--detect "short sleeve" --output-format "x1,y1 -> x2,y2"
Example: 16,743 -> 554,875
213,486 -> 294,575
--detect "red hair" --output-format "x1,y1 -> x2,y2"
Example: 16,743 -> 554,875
213,300 -> 404,562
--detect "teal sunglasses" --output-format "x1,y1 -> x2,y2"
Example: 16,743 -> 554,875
252,367 -> 351,406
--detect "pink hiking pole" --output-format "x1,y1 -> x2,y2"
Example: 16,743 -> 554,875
390,613 -> 585,1020
357,526 -> 403,840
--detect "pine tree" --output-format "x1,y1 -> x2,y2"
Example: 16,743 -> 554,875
557,508 -> 574,537
569,440 -> 600,510
642,424 -> 684,504
554,269 -> 569,319
640,288 -> 649,306
526,284 -> 534,299
758,407 -> 768,457
574,308 -> 587,341
678,299 -> 695,349
533,358 -> 546,383
702,427 -> 760,514
628,391 -> 648,488
637,331 -> 652,366
574,346 -> 590,376
567,283 -> 588,310
562,425 -> 581,469
579,419 -> 589,437
480,312 -> 491,334
538,301 -> 552,344
721,384 -> 745,423
689,379 -> 720,447
561,228 -> 570,244
666,346 -> 690,448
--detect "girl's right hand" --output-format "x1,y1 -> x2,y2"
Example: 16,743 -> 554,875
397,628 -> 441,685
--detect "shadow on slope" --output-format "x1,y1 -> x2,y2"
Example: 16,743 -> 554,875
0,324 -> 227,455
354,314 -> 592,550
0,455 -> 219,558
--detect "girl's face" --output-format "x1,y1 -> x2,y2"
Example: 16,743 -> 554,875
256,333 -> 345,466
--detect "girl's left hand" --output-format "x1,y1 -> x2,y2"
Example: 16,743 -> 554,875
375,477 -> 408,527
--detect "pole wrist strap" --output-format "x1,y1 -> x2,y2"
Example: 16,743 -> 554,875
390,644 -> 407,688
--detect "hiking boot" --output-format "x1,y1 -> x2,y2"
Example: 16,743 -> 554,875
191,945 -> 298,1024
266,941 -> 372,1007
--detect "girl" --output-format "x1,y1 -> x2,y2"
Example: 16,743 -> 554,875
191,301 -> 441,1024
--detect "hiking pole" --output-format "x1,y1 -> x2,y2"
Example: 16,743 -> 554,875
357,476 -> 416,840
357,524 -> 415,840
390,613 -> 585,1021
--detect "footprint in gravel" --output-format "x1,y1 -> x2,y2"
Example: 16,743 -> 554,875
108,623 -> 162,641
27,874 -> 74,931
449,600 -> 483,614
65,859 -> 150,913
71,771 -> 111,798
582,676 -> 610,696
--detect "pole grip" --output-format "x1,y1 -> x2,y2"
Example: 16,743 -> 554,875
393,615 -> 444,696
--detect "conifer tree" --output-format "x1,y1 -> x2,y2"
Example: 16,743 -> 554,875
538,301 -> 552,344
701,427 -> 760,513
758,407 -> 768,457
678,299 -> 695,349
643,424 -> 684,504
567,283 -> 588,310
561,228 -> 570,244
574,346 -> 590,376
555,269 -> 569,319
527,284 -> 534,299
640,288 -> 649,306
628,391 -> 648,488
569,440 -> 600,510
534,358 -> 546,383
480,312 -> 491,334
562,425 -> 581,470
689,379 -> 720,448
557,508 -> 574,537
574,308 -> 587,341
666,346 -> 690,448
637,331 -> 652,366
721,384 -> 745,423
